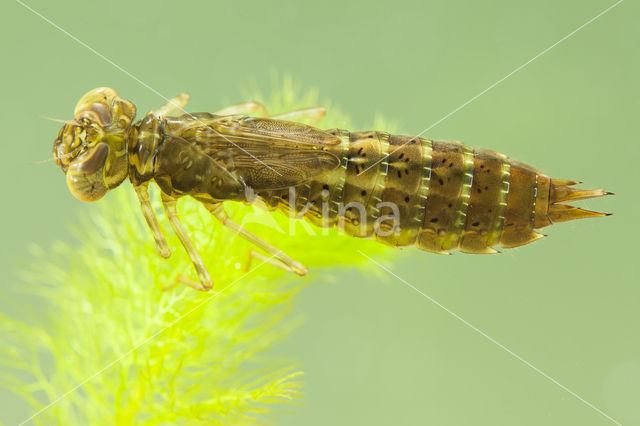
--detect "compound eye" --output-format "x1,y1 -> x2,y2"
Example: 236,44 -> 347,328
88,102 -> 112,126
66,143 -> 109,201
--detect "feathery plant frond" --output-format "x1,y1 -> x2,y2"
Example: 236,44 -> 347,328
0,79 -> 393,424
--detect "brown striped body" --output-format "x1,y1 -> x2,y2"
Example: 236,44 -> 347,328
254,130 -> 607,254
54,87 -> 611,290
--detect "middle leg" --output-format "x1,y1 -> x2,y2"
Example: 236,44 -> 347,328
160,193 -> 213,291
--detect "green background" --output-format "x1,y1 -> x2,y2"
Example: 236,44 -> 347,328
1,0 -> 638,424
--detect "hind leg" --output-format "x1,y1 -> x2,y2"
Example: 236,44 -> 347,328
245,250 -> 304,274
213,101 -> 326,125
270,106 -> 326,125
204,202 -> 307,276
213,101 -> 269,117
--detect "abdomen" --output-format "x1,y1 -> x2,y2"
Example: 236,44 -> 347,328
255,130 -> 609,253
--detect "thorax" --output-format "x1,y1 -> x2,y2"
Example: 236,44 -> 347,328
128,112 -> 164,186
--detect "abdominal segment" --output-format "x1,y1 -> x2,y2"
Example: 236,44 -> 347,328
252,130 -> 610,253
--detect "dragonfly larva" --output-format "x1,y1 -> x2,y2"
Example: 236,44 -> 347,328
52,87 -> 612,291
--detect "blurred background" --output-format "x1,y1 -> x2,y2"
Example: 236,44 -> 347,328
0,0 -> 638,424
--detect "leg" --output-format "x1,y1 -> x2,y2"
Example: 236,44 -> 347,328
246,250 -> 302,274
270,106 -> 326,125
154,92 -> 190,117
205,202 -> 308,276
213,101 -> 269,117
160,193 -> 213,291
134,183 -> 171,259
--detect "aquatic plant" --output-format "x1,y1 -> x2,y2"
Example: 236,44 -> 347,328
0,79 -> 391,424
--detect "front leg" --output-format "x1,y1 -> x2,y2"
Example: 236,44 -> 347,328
134,183 -> 171,258
154,92 -> 190,117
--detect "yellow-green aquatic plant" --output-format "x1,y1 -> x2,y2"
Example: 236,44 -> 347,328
0,79 -> 392,424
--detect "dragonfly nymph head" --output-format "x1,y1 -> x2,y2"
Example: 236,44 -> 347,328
53,87 -> 136,201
